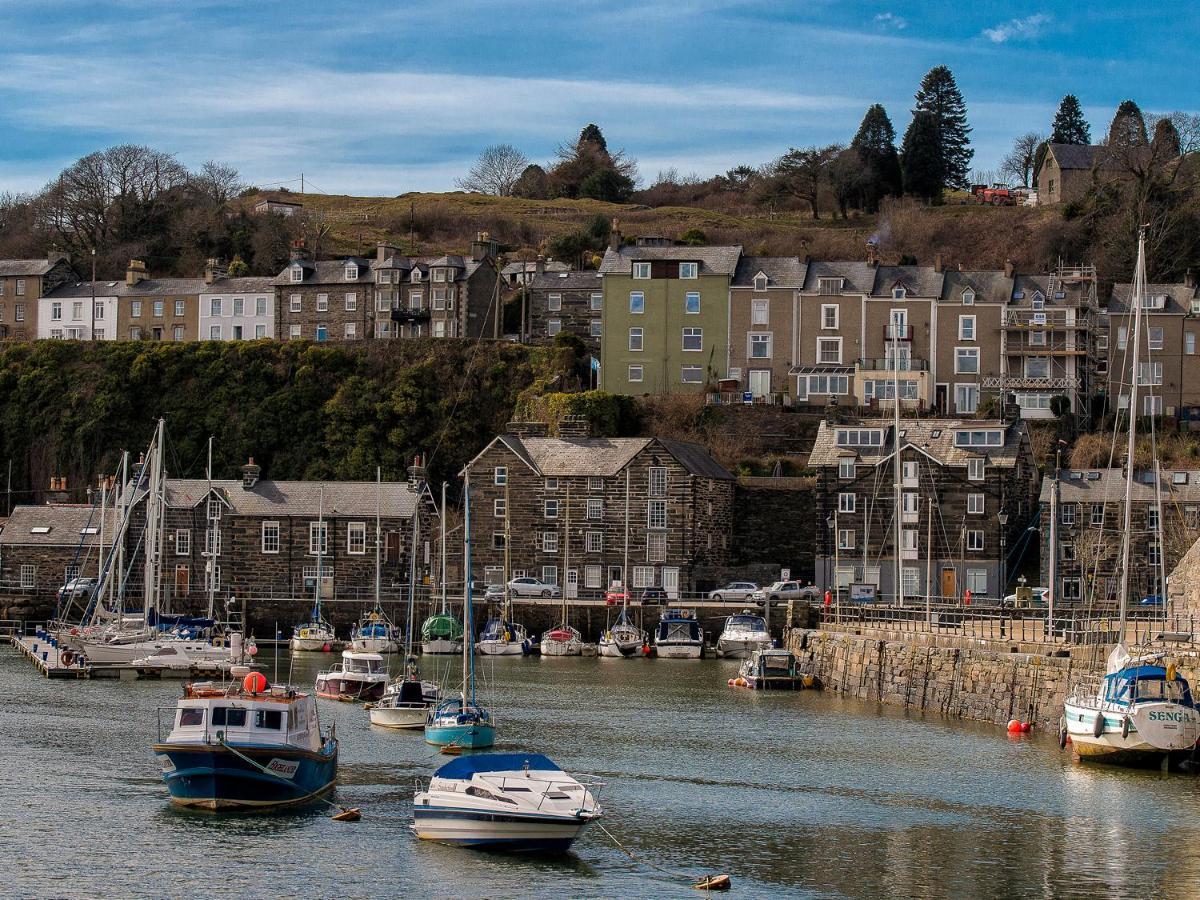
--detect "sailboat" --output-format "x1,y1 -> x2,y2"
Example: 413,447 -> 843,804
421,483 -> 464,655
351,472 -> 401,653
425,475 -> 496,748
599,472 -> 645,657
1061,228 -> 1200,766
478,474 -> 530,655
291,487 -> 336,653
540,482 -> 582,656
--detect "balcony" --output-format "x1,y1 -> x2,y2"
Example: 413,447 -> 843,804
979,375 -> 1081,391
884,324 -> 912,341
1004,309 -> 1087,329
856,357 -> 929,372
391,306 -> 432,323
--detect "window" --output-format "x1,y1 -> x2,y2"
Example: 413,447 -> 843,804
629,291 -> 645,314
585,565 -> 602,588
649,467 -> 667,498
648,499 -> 667,529
255,709 -> 282,730
806,374 -> 849,396
586,531 -> 603,553
838,493 -> 855,513
587,498 -> 603,519
289,324 -> 301,339
261,522 -> 280,554
892,287 -> 906,300
959,315 -> 976,340
203,528 -> 221,557
955,384 -> 979,414
542,566 -> 559,585
590,292 -> 603,311
344,293 -> 357,311
1086,503 -> 1105,527
1147,508 -> 1159,532
1149,540 -> 1162,567
902,529 -> 918,552
955,348 -> 979,374
153,300 -> 164,317
753,273 -> 769,291
967,458 -> 985,481
545,499 -> 559,519
588,477 -> 605,491
752,299 -> 769,325
1061,503 -> 1076,526
681,366 -> 704,384
967,493 -> 985,515
822,304 -> 839,329
347,522 -> 367,554
309,521 -> 328,555
211,298 -> 223,316
685,292 -> 700,314
209,325 -> 221,340
130,326 -> 142,340
629,328 -> 643,351
835,429 -> 884,447
286,294 -> 301,314
1188,332 -> 1196,355
1136,361 -> 1163,386
409,291 -> 423,310
547,319 -> 562,336
547,293 -> 562,311
819,277 -> 841,295
838,459 -> 855,480
953,430 -> 1003,448
316,293 -> 328,312
14,304 -> 23,321
1145,394 -> 1163,416
590,319 -> 602,337
542,532 -> 559,554
14,278 -> 25,296
494,467 -> 507,485
966,569 -> 987,595
628,365 -> 643,383
838,529 -> 855,550
966,530 -> 984,551
544,478 -> 558,491
175,529 -> 191,555
492,533 -> 507,550
817,337 -> 842,364
344,263 -> 358,281
1149,327 -> 1164,351
682,327 -> 703,351
679,262 -> 698,279
129,300 -> 141,318
256,324 -> 266,339
962,289 -> 976,305
1116,325 -> 1128,350
647,531 -> 667,562
633,262 -> 651,279
51,301 -> 62,321
632,566 -> 655,588
290,265 -> 304,283
750,333 -> 771,358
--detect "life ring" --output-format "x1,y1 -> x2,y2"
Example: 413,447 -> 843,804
1093,712 -> 1105,738
1058,717 -> 1068,750
1122,716 -> 1131,740
60,649 -> 74,667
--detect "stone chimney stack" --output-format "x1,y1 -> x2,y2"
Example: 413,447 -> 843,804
608,219 -> 622,252
1004,258 -> 1015,279
934,253 -> 944,274
470,232 -> 498,262
126,259 -> 147,287
866,241 -> 879,268
505,421 -> 549,438
376,242 -> 400,264
204,258 -> 226,285
407,454 -> 427,490
289,240 -> 307,263
1186,267 -> 1197,290
535,255 -> 546,276
557,415 -> 591,439
47,475 -> 68,503
241,457 -> 261,490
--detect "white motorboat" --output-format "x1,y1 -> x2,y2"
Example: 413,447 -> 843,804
291,620 -> 336,653
539,625 -> 583,657
654,609 -> 704,659
369,668 -> 440,729
478,618 -> 530,656
597,610 -> 646,658
315,648 -> 389,702
734,648 -> 807,690
133,633 -> 256,676
413,752 -> 603,852
717,611 -> 772,659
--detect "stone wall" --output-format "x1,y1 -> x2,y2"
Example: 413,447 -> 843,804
728,476 -> 815,584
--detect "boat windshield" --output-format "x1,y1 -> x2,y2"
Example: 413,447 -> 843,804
658,621 -> 700,641
212,707 -> 247,727
346,657 -> 383,674
727,615 -> 765,630
1103,667 -> 1195,707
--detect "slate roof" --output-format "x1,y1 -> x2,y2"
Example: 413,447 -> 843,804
469,435 -> 734,480
0,505 -> 104,547
808,418 -> 1027,468
132,478 -> 422,518
199,276 -> 276,294
371,253 -> 483,283
1108,283 -> 1199,315
598,245 -> 743,276
502,260 -> 569,277
45,278 -> 207,298
801,261 -> 878,295
1041,468 -> 1200,504
940,270 -> 1014,304
271,258 -> 371,287
870,265 -> 944,298
0,258 -> 65,277
1047,143 -> 1102,170
528,270 -> 603,292
731,256 -> 806,289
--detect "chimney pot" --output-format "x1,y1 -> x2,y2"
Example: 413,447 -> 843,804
608,219 -> 622,252
1186,267 -> 1197,290
535,254 -> 546,276
240,458 -> 261,490
934,253 -> 944,273
1004,258 -> 1015,279
126,259 -> 147,287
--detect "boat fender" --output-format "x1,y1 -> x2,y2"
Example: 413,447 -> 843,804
727,679 -> 735,687
1093,712 -> 1105,738
802,674 -> 815,689
323,643 -> 331,652
1058,717 -> 1068,750
1122,716 -> 1131,740
1168,663 -> 1177,682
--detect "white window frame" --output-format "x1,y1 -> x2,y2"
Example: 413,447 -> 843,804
494,467 -> 507,486
967,493 -> 985,515
587,498 -> 603,519
647,498 -> 667,529
629,327 -> 643,351
817,337 -> 842,365
308,521 -> 328,555
586,531 -> 603,553
955,347 -> 980,374
751,299 -> 769,325
838,492 -> 855,513
628,365 -> 643,383
749,332 -> 772,359
684,291 -> 700,314
632,262 -> 651,279
958,315 -> 976,341
681,366 -> 704,384
821,304 -> 839,330
544,499 -> 559,519
838,529 -> 855,550
967,458 -> 985,481
547,293 -> 562,311
966,530 -> 984,552
261,521 -> 280,554
629,291 -> 645,314
175,529 -> 191,555
838,459 -> 855,480
678,262 -> 698,279
347,521 -> 367,554
542,532 -> 559,554
682,327 -> 703,351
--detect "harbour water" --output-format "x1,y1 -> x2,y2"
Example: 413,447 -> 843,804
6,647 -> 1200,898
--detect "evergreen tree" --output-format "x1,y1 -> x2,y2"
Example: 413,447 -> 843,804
1151,116 -> 1181,157
1108,100 -> 1148,149
1051,94 -> 1091,144
900,112 -> 943,201
850,104 -> 903,210
578,124 -> 607,152
911,65 -> 973,190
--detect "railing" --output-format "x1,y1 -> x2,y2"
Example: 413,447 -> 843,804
856,357 -> 929,372
979,375 -> 1081,390
0,619 -> 24,637
884,324 -> 912,340
1004,309 -> 1087,328
392,307 -> 432,322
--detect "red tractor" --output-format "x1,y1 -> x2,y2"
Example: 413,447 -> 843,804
971,184 -> 1016,206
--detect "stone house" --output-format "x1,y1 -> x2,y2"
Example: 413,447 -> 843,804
809,417 -> 1040,602
461,421 -> 736,596
0,256 -> 75,341
274,252 -> 373,342
1036,144 -> 1104,206
502,258 -> 568,288
1039,467 -> 1200,605
790,260 -> 875,407
726,256 -> 805,400
1105,274 -> 1200,419
527,267 -> 603,351
45,260 -> 203,342
0,504 -> 103,602
198,263 -> 275,341
371,237 -> 501,340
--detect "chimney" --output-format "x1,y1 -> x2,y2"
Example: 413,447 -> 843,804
535,254 -> 546,276
866,241 -> 878,268
1004,258 -> 1015,279
934,253 -> 944,274
557,415 -> 591,439
608,219 -> 622,252
47,475 -> 68,503
204,258 -> 225,285
241,457 -> 261,490
1186,267 -> 1197,290
289,240 -> 307,263
376,242 -> 400,264
126,259 -> 147,287
407,454 -> 427,490
505,421 -> 549,438
470,232 -> 497,262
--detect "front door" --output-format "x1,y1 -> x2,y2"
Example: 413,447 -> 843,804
748,369 -> 771,398
662,567 -> 680,599
935,384 -> 948,415
565,568 -> 579,599
941,567 -> 956,603
608,566 -> 623,588
175,565 -> 190,597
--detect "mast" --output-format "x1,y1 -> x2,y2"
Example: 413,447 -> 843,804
892,325 -> 904,606
375,466 -> 382,611
440,481 -> 448,614
504,478 -> 511,622
463,474 -> 474,704
97,477 -> 107,582
562,482 -> 570,625
206,435 -> 215,620
407,477 -> 419,655
623,468 -> 630,596
1118,228 -> 1147,634
315,486 -> 325,625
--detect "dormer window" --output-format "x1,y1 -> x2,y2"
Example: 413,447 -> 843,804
1191,300 -> 1200,316
344,264 -> 358,281
678,262 -> 698,279
818,277 -> 842,295
377,270 -> 391,284
289,265 -> 303,283
633,262 -> 651,279
1031,290 -> 1044,304
433,268 -> 447,283
962,289 -> 976,305
892,287 -> 906,300
410,269 -> 422,283
1032,298 -> 1044,311
1012,291 -> 1025,300
753,272 -> 768,292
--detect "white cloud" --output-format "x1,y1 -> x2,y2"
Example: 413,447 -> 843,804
873,12 -> 906,30
983,13 -> 1050,43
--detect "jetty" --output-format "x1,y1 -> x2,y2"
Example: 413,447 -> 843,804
11,632 -> 90,679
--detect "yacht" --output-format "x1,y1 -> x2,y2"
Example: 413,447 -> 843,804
717,611 -> 772,659
421,612 -> 464,656
315,648 -> 389,702
539,624 -> 583,657
654,609 -> 704,659
478,617 -> 531,656
350,612 -> 400,653
291,619 -> 336,653
597,610 -> 646,658
413,752 -> 603,852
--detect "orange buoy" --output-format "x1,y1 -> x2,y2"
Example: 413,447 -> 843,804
247,643 -> 258,657
727,679 -> 735,686
1021,722 -> 1032,733
243,671 -> 268,694
1006,719 -> 1022,733
642,644 -> 651,656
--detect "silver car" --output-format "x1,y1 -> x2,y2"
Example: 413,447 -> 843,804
750,581 -> 818,604
507,576 -> 561,599
708,581 -> 759,602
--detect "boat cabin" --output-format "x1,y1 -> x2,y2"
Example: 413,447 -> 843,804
341,651 -> 385,675
724,614 -> 767,633
1102,666 -> 1195,708
657,611 -> 702,643
162,683 -> 323,751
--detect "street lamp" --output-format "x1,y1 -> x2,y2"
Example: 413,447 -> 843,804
997,509 -> 1009,599
90,247 -> 97,342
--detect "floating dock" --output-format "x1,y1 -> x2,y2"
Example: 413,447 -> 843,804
10,633 -> 90,678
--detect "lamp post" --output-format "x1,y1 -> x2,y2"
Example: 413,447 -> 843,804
90,247 -> 96,341
997,508 -> 1009,602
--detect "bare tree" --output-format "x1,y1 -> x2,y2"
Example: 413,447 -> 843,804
456,144 -> 530,196
1000,132 -> 1045,186
193,161 -> 245,208
761,145 -> 843,219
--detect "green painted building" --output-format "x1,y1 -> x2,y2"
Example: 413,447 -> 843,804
599,241 -> 742,395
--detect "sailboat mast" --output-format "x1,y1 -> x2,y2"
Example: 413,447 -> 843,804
375,466 -> 382,609
407,487 -> 419,655
623,470 -> 630,615
562,482 -> 570,624
1118,228 -> 1147,631
892,327 -> 904,606
98,477 -> 107,582
315,487 -> 325,623
440,481 -> 448,613
463,475 -> 473,704
206,435 -> 215,620
504,479 -> 511,620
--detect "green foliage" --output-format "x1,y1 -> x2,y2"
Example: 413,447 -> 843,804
911,65 -> 973,190
579,168 -> 634,203
1108,100 -> 1148,149
900,111 -> 944,201
516,391 -> 641,437
227,255 -> 249,276
679,228 -> 708,245
1051,95 -> 1091,145
848,104 -> 903,211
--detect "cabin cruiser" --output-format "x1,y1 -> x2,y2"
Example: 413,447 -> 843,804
133,632 -> 257,676
153,671 -> 338,811
654,609 -> 704,659
315,649 -> 389,702
597,610 -> 646,658
477,618 -> 531,656
539,625 -> 583,657
413,752 -> 603,852
368,660 -> 440,729
717,611 -> 772,659
735,648 -> 808,690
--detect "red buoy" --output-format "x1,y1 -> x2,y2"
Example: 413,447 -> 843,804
247,643 -> 258,657
1006,719 -> 1022,733
323,642 -> 332,652
642,644 -> 651,656
1020,722 -> 1032,733
243,671 -> 268,694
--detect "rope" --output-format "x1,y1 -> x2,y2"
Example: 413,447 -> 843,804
217,736 -> 359,819
594,821 -> 729,890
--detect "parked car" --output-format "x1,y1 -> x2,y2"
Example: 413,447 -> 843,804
708,581 -> 759,603
750,581 -> 819,605
639,587 -> 668,605
1140,595 -> 1164,607
507,576 -> 561,599
604,582 -> 628,605
483,583 -> 505,601
1001,587 -> 1049,609
56,577 -> 97,604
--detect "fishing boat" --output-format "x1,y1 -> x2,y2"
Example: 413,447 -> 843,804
716,611 -> 772,659
539,623 -> 583,657
425,476 -> 496,749
478,616 -> 531,656
1061,230 -> 1200,768
734,648 -> 808,690
315,648 -> 389,702
412,752 -> 603,852
292,488 -> 336,653
153,671 -> 338,812
597,609 -> 646,658
654,609 -> 704,658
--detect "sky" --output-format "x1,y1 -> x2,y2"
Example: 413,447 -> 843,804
0,0 -> 1196,197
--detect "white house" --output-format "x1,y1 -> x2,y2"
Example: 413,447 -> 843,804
37,285 -> 118,340
198,276 -> 275,341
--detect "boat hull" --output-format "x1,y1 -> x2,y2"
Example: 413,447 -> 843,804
290,638 -> 334,653
351,638 -> 399,653
539,638 -> 582,657
368,705 -> 429,729
718,637 -> 772,659
598,638 -> 642,657
74,639 -> 226,666
153,743 -> 337,812
478,639 -> 526,656
655,642 -> 703,659
412,806 -> 590,852
425,723 -> 496,748
1065,700 -> 1200,767
314,674 -> 387,703
422,639 -> 463,656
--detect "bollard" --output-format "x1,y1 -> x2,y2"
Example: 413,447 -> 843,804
42,651 -> 48,662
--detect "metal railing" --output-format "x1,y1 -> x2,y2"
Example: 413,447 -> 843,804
856,357 -> 929,372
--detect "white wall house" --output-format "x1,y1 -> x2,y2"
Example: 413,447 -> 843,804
198,277 -> 275,341
37,291 -> 118,340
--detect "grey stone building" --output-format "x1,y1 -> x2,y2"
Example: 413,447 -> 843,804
274,251 -> 373,342
0,504 -> 103,603
460,421 -> 735,597
526,266 -> 603,351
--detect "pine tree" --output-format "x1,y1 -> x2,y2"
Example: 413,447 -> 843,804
850,104 -> 903,209
1151,117 -> 1181,157
1050,95 -> 1091,144
1108,100 -> 1148,149
578,124 -> 607,152
900,112 -> 943,201
911,65 -> 973,190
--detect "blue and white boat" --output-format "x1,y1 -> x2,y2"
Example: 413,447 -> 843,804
655,609 -> 704,658
153,672 -> 338,811
477,617 -> 531,656
413,753 -> 603,852
351,613 -> 399,654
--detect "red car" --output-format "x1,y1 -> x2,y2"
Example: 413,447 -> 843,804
605,583 -> 628,605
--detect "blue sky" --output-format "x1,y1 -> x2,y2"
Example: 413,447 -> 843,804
0,0 -> 1195,196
